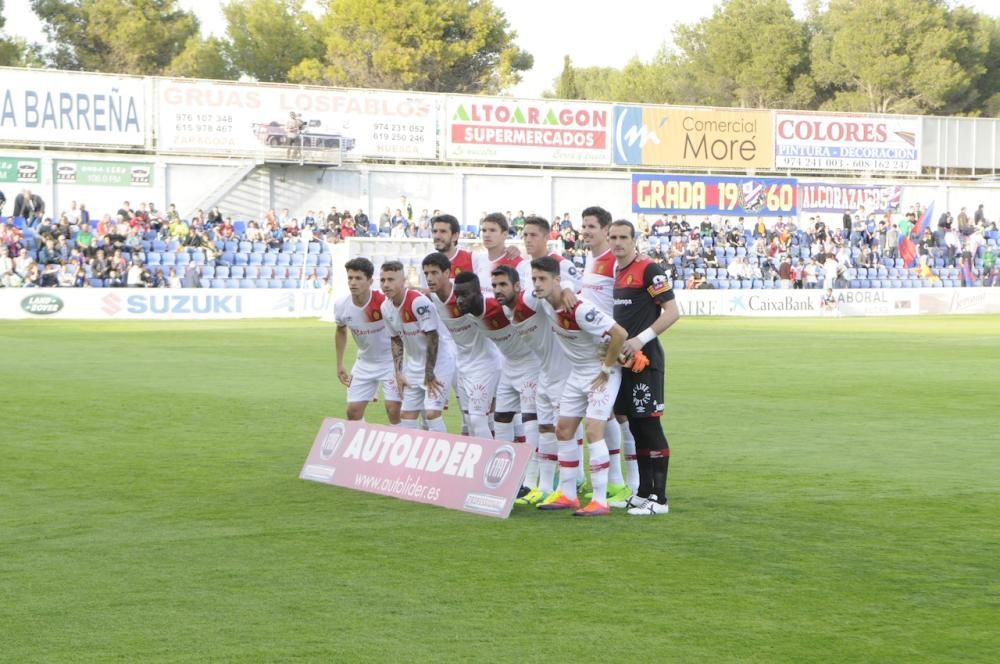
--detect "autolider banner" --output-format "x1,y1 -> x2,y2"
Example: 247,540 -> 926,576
444,96 -> 611,165
798,182 -> 903,213
775,112 -> 921,173
632,173 -> 798,216
300,418 -> 531,518
157,79 -> 438,160
613,106 -> 774,169
0,67 -> 147,147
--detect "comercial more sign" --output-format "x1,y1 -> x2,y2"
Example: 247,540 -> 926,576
0,67 -> 146,147
300,418 -> 531,518
444,96 -> 611,165
613,105 -> 774,169
54,159 -> 153,187
157,79 -> 437,160
633,173 -> 798,217
0,156 -> 41,184
775,112 -> 921,173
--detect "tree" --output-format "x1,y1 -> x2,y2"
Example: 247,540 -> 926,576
289,0 -> 533,94
0,0 -> 42,66
554,55 -> 579,99
32,0 -> 199,74
221,0 -> 322,82
810,0 -> 991,115
672,0 -> 811,108
166,35 -> 236,80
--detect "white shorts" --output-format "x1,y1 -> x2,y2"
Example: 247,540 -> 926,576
400,358 -> 456,413
346,363 -> 399,404
496,370 -> 537,415
559,365 -> 622,421
456,364 -> 501,416
535,370 -> 567,426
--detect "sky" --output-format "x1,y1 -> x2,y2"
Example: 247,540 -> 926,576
4,0 -> 1000,99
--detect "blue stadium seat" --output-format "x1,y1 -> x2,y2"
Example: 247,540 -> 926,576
224,240 -> 238,252
277,253 -> 291,266
215,266 -> 230,279
146,252 -> 161,265
725,247 -> 736,257
850,280 -> 860,289
263,253 -> 277,266
160,253 -> 176,266
220,251 -> 235,265
255,279 -> 269,288
152,240 -> 165,252
233,221 -> 247,236
234,252 -> 249,266
240,279 -> 255,288
268,279 -> 283,288
202,265 -> 215,278
230,266 -> 245,279
316,267 -> 329,279
249,253 -> 263,265
226,278 -> 240,288
211,278 -> 226,288
762,280 -> 773,289
736,247 -> 746,257
890,279 -> 902,288
141,240 -> 152,252
318,253 -> 333,266
190,250 -> 206,265
252,241 -> 267,253
307,243 -> 320,254
239,241 -> 252,253
752,279 -> 763,289
166,240 -> 180,252
214,240 -> 226,252
291,254 -> 305,266
90,278 -> 104,287
175,253 -> 190,266
244,266 -> 259,279
283,279 -> 298,288
729,279 -> 741,289
673,280 -> 684,290
717,280 -> 729,289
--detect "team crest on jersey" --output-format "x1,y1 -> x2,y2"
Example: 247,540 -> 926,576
490,318 -> 500,329
450,304 -> 461,317
560,318 -> 571,329
454,267 -> 462,275
595,264 -> 605,274
370,310 -> 381,321
403,311 -> 413,322
626,274 -> 634,285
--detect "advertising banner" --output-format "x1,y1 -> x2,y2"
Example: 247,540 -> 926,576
0,68 -> 146,146
53,159 -> 153,187
798,182 -> 903,213
0,156 -> 41,184
300,418 -> 531,518
632,173 -> 798,216
157,79 -> 437,160
2,288 -> 334,320
775,112 -> 921,172
613,105 -> 773,169
444,96 -> 611,165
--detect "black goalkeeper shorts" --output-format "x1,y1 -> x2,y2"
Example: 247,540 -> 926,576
614,364 -> 664,418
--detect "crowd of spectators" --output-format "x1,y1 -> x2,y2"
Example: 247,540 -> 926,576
1,186 -> 998,289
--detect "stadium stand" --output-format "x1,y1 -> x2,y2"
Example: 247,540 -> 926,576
1,204 -> 998,289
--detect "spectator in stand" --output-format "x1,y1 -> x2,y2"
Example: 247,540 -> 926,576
110,249 -> 127,276
0,245 -> 13,281
206,206 -> 223,226
885,223 -> 899,259
823,253 -> 839,290
22,262 -> 40,287
127,259 -> 145,287
125,225 -> 143,254
184,263 -> 201,288
974,204 -> 986,226
106,269 -> 123,287
90,249 -> 110,280
958,207 -> 973,236
153,268 -> 168,288
982,246 -> 997,286
75,223 -> 95,257
777,254 -> 792,289
390,208 -> 408,230
168,217 -> 189,241
38,238 -> 60,268
355,209 -> 370,236
379,207 -> 392,234
389,220 -> 406,238
244,221 -> 264,243
0,188 -> 5,215
804,258 -> 818,289
73,265 -> 87,287
13,189 -> 44,221
944,226 -> 961,264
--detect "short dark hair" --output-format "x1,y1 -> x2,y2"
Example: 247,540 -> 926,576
523,215 -> 550,234
581,206 -> 612,227
344,257 -> 374,279
421,252 -> 451,272
530,255 -> 560,276
482,212 -> 509,233
491,264 -> 519,284
610,219 -> 636,239
454,271 -> 480,289
431,214 -> 461,235
380,260 -> 404,273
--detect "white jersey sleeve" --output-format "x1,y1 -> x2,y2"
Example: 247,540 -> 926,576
575,301 -> 614,341
412,293 -> 438,333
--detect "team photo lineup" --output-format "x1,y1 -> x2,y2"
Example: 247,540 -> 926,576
333,207 -> 680,516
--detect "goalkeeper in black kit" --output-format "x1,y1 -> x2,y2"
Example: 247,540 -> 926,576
608,219 -> 681,515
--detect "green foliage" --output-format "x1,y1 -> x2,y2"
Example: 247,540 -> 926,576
166,35 -> 236,80
554,55 -> 579,99
811,0 -> 991,114
1,317 -> 998,661
31,0 -> 199,74
222,0 -> 322,83
289,0 -> 532,94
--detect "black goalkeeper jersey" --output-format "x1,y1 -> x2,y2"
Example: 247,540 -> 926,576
613,256 -> 675,349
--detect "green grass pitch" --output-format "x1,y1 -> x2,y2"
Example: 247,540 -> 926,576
2,316 -> 997,662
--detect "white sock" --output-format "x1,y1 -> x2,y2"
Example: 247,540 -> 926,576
399,418 -> 419,430
622,420 -> 639,493
557,439 -> 578,500
575,428 -> 585,487
460,411 -> 470,435
538,432 -> 558,493
493,419 -> 515,442
468,413 -> 491,439
605,419 -> 624,485
522,418 -> 539,488
588,439 -> 610,505
425,416 -> 447,433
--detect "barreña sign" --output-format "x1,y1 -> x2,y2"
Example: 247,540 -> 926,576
300,418 -> 531,518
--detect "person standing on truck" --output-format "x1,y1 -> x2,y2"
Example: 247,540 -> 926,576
286,111 -> 304,161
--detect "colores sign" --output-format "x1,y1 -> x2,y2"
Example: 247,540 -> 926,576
21,294 -> 63,315
300,418 -> 531,518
